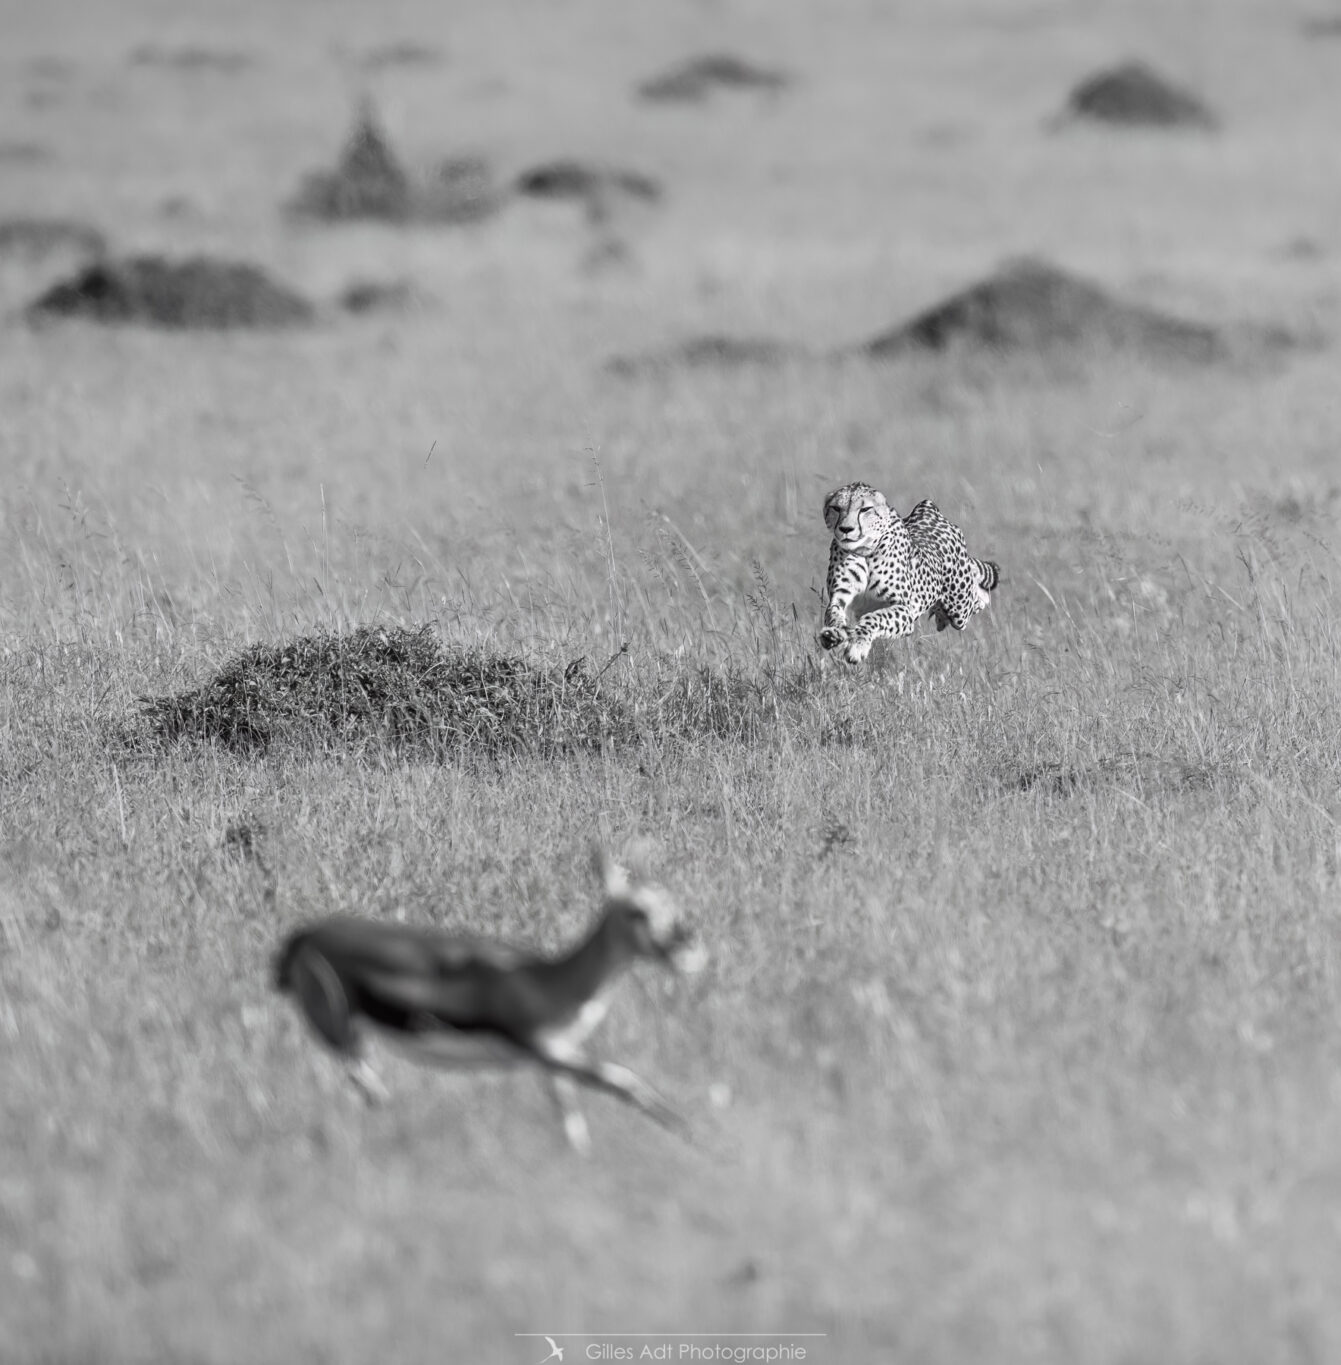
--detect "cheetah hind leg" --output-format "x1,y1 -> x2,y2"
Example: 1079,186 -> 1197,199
938,591 -> 987,631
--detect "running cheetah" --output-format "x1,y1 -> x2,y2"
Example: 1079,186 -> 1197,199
820,481 -> 1000,665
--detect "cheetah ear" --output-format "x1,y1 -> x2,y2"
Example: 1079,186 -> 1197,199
871,489 -> 889,509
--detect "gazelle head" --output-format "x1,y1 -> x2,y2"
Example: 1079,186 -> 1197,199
595,850 -> 707,975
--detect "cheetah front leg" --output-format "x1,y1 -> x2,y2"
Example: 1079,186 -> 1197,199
820,548 -> 868,652
841,603 -> 919,664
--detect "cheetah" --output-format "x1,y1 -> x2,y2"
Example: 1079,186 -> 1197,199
819,481 -> 1000,665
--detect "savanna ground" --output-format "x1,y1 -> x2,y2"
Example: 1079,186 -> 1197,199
2,0 -> 1341,1361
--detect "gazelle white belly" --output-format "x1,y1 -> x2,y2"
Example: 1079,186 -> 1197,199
374,1022 -> 528,1071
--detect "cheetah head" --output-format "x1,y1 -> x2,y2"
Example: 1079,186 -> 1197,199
823,482 -> 892,555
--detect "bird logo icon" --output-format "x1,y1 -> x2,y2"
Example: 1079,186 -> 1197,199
536,1338 -> 565,1364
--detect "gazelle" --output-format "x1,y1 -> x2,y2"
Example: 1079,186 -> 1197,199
273,851 -> 706,1154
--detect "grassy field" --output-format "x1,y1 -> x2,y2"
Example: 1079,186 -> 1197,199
3,0 -> 1341,1361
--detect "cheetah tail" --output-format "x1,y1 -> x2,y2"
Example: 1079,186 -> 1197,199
978,560 -> 1001,592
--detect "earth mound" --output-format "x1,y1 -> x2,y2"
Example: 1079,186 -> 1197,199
27,254 -> 314,329
1057,60 -> 1218,129
637,53 -> 790,103
515,160 -> 662,205
289,105 -> 504,225
136,626 -> 631,758
862,258 -> 1226,361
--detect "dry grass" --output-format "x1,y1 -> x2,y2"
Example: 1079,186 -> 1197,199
2,1 -> 1340,1363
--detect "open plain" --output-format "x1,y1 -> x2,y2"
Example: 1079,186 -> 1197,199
2,1 -> 1340,1361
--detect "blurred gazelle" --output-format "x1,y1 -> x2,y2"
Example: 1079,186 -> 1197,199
273,851 -> 706,1154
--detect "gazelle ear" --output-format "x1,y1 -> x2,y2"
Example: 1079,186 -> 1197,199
594,848 -> 633,899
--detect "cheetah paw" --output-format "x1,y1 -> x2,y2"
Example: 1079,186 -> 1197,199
841,636 -> 872,665
819,626 -> 848,651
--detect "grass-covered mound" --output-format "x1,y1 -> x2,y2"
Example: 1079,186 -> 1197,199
27,254 -> 313,328
138,626 -> 631,757
134,627 -> 843,757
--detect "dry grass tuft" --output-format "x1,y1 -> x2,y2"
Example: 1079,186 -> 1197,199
26,254 -> 313,329
289,105 -> 504,226
289,103 -> 413,222
1012,754 -> 1224,796
643,659 -> 825,744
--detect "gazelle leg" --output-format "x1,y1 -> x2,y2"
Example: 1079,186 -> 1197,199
546,1073 -> 593,1156
545,1054 -> 689,1139
347,1055 -> 390,1107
